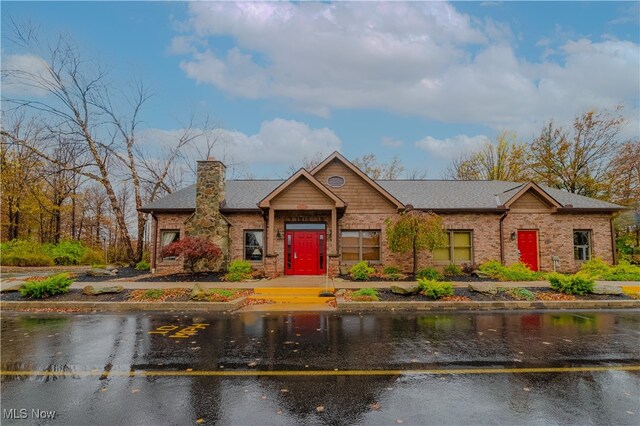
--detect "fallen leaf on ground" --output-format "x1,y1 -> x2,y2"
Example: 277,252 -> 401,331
316,406 -> 325,413
370,402 -> 382,411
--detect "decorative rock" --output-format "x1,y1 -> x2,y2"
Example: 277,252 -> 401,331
82,285 -> 124,295
471,270 -> 492,279
1,281 -> 26,293
390,283 -> 421,295
86,268 -> 117,277
591,284 -> 623,295
190,283 -> 207,300
468,282 -> 498,295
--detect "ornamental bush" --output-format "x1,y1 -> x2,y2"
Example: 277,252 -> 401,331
416,267 -> 442,281
43,239 -> 86,265
349,261 -> 375,280
478,261 -> 542,281
443,264 -> 463,276
20,273 -> 73,299
351,288 -> 380,301
161,237 -> 222,272
0,240 -> 54,266
579,258 -> 640,281
417,279 -> 453,299
225,260 -> 253,282
548,272 -> 594,295
135,260 -> 150,271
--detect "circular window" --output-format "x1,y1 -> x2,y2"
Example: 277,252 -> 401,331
327,175 -> 345,188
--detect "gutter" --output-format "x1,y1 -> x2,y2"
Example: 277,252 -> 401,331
610,217 -> 618,265
499,211 -> 508,264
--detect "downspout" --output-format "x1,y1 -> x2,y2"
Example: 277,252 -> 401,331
150,212 -> 158,273
499,212 -> 508,265
610,217 -> 617,265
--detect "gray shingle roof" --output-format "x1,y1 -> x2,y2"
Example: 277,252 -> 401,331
140,179 -> 622,212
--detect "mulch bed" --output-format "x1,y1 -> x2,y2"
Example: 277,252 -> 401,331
351,287 -> 634,302
339,274 -> 498,283
0,288 -> 252,303
135,272 -> 227,282
74,267 -> 149,282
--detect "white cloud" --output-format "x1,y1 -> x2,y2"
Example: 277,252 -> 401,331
173,2 -> 639,138
414,134 -> 490,159
381,137 -> 404,148
139,118 -> 341,169
2,54 -> 52,96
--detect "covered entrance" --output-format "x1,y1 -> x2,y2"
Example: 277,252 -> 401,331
285,224 -> 326,275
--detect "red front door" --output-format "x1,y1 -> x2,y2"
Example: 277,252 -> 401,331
517,230 -> 539,271
285,231 -> 326,275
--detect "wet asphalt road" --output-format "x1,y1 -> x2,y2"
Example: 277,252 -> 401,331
1,309 -> 639,426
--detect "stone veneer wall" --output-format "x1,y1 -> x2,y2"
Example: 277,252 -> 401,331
185,160 -> 230,270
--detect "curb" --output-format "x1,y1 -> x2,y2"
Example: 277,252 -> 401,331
336,299 -> 640,312
0,297 -> 247,313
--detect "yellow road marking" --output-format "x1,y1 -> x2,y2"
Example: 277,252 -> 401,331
1,365 -> 639,377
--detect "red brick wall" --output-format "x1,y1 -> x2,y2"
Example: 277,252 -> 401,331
153,213 -> 192,271
153,210 -> 614,275
226,212 -> 265,271
502,212 -> 613,272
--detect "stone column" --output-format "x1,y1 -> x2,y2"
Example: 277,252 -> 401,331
186,158 -> 229,271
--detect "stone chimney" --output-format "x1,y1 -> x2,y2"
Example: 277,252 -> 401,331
186,157 -> 229,270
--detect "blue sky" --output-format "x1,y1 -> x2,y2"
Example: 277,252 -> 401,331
2,1 -> 639,180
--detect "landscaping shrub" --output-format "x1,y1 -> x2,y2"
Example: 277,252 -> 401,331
43,239 -> 86,265
579,257 -> 612,277
382,266 -> 401,275
80,249 -> 104,265
478,260 -> 542,281
1,253 -> 54,266
19,273 -> 73,299
548,272 -> 594,295
416,267 -> 442,281
225,260 -> 253,282
508,287 -> 536,301
0,240 -> 54,266
351,288 -> 380,301
135,260 -> 150,271
349,261 -> 375,280
142,289 -> 164,300
417,279 -> 453,299
161,237 -> 222,272
443,264 -> 462,276
579,258 -> 640,281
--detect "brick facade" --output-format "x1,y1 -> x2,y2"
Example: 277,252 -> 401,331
148,155 -> 617,277
153,210 -> 614,275
152,212 -> 192,272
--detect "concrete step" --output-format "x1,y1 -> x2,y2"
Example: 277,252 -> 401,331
253,287 -> 335,296
247,295 -> 335,304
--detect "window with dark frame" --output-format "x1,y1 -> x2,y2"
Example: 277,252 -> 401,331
160,230 -> 180,261
340,230 -> 381,262
244,230 -> 264,261
573,230 -> 591,261
432,231 -> 473,263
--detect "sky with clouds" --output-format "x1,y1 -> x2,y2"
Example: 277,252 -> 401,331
2,1 -> 638,180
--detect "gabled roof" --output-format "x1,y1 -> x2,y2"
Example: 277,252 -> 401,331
501,181 -> 562,209
258,168 -> 346,208
310,151 -> 404,209
376,180 -> 623,211
141,179 -> 623,213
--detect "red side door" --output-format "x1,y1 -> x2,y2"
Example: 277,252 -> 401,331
517,230 -> 539,271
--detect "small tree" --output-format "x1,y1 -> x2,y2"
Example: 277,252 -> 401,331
160,237 -> 222,272
385,210 -> 448,274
